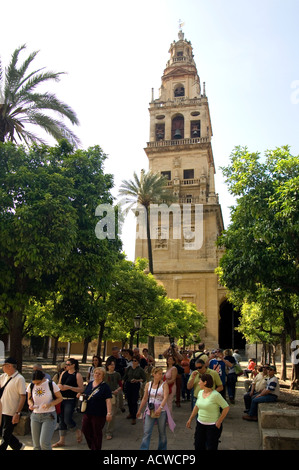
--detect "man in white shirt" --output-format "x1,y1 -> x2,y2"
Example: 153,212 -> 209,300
0,357 -> 26,450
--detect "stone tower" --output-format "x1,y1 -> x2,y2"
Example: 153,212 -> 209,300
135,29 -> 226,348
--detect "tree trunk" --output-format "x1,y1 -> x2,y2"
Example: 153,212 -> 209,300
148,336 -> 155,360
145,206 -> 156,357
82,337 -> 90,363
43,336 -> 49,359
145,206 -> 154,275
284,309 -> 299,390
52,337 -> 59,365
280,331 -> 287,381
96,320 -> 105,357
129,330 -> 134,350
102,341 -> 106,363
8,309 -> 24,372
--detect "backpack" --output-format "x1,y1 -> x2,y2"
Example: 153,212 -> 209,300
29,380 -> 61,414
189,352 -> 205,371
30,380 -> 56,401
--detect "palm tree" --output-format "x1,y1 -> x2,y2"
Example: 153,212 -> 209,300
119,169 -> 177,358
0,44 -> 80,146
119,169 -> 177,274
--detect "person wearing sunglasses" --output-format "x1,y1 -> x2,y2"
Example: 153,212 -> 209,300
187,358 -> 223,409
53,358 -> 84,447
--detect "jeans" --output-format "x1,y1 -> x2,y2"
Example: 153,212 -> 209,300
248,394 -> 278,417
30,412 -> 57,450
194,421 -> 223,451
140,411 -> 167,450
58,399 -> 78,436
243,391 -> 258,411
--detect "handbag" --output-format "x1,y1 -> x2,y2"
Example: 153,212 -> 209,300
80,383 -> 102,413
234,363 -> 244,376
80,399 -> 87,413
111,394 -> 116,405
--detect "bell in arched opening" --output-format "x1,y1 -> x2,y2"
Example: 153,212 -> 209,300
172,115 -> 184,140
173,128 -> 182,139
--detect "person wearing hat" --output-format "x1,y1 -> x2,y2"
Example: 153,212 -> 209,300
243,365 -> 280,421
0,357 -> 27,450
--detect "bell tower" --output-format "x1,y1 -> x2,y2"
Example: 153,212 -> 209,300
135,29 -> 225,348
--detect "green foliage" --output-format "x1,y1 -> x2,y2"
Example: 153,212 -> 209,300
218,145 -> 299,297
0,140 -> 122,364
217,146 -> 299,370
155,297 -> 206,344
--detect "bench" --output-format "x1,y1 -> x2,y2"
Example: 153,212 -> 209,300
258,403 -> 299,450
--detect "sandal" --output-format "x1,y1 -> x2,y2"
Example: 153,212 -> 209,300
76,429 -> 83,444
52,441 -> 65,448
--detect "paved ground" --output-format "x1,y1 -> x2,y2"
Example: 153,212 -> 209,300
11,370 -> 262,451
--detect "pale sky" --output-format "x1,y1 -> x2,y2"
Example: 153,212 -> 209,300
1,0 -> 299,261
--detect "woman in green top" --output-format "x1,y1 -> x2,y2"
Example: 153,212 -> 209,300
186,373 -> 229,450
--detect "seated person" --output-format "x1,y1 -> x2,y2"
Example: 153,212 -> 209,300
243,366 -> 268,410
243,358 -> 256,378
243,365 -> 280,421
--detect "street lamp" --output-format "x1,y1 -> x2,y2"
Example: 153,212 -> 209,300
134,315 -> 142,347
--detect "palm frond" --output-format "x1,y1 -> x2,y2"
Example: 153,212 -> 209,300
27,111 -> 80,146
23,92 -> 79,124
16,71 -> 63,97
0,44 -> 80,146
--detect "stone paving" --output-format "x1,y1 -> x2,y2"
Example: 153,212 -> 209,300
10,371 -> 262,451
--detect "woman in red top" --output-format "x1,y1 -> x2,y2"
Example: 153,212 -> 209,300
244,359 -> 256,378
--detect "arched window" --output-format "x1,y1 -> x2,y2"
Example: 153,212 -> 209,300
171,115 -> 184,139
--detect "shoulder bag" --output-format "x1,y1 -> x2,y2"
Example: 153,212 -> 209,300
80,383 -> 103,413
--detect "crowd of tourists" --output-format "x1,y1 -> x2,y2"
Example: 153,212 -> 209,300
0,344 -> 280,451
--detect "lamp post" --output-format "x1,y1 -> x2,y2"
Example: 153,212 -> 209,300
134,315 -> 142,348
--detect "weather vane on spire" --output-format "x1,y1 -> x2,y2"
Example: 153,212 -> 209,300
178,19 -> 185,29
178,19 -> 185,40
